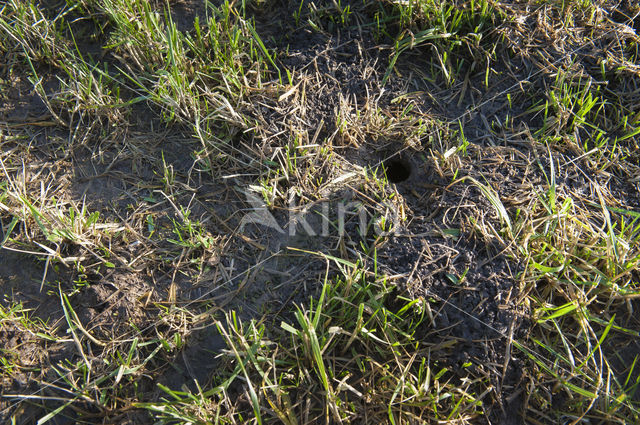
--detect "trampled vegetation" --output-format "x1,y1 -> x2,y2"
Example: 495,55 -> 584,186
0,0 -> 639,423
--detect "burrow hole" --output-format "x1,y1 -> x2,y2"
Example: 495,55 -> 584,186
383,158 -> 412,183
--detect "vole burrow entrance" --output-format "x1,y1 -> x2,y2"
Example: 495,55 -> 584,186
383,158 -> 412,183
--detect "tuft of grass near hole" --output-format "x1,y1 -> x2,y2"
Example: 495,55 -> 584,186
139,256 -> 492,423
527,64 -> 640,171
0,0 -> 281,163
98,0 -> 273,114
380,0 -> 504,86
506,153 -> 640,422
0,173 -> 123,268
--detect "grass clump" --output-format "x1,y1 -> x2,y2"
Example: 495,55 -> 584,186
141,258 -> 490,423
